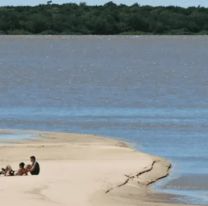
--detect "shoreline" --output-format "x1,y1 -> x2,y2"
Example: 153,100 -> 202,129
0,129 -> 195,206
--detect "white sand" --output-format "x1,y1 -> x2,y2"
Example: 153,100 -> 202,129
0,130 -> 196,206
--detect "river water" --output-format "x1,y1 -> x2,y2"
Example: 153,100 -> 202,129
0,35 -> 208,205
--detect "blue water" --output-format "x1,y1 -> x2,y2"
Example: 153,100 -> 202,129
0,36 -> 208,205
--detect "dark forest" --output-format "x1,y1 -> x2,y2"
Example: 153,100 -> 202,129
0,2 -> 208,34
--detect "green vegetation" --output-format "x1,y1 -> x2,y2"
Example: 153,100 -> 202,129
0,2 -> 208,35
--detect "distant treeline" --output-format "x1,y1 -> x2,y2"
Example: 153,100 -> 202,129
0,2 -> 208,35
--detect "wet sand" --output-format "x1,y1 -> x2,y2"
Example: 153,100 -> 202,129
0,130 -> 197,206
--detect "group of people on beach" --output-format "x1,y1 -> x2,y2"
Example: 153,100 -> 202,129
0,156 -> 40,176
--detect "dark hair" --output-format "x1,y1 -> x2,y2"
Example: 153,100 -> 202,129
30,156 -> 36,161
19,162 -> 25,168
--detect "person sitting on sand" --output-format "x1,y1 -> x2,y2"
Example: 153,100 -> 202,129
27,156 -> 40,175
0,165 -> 15,176
15,162 -> 28,176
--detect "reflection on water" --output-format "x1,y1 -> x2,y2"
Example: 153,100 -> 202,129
0,36 -> 208,205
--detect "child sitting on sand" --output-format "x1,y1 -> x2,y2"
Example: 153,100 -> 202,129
0,156 -> 40,176
0,162 -> 28,176
15,162 -> 28,176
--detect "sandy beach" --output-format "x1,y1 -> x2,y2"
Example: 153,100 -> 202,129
0,130 -> 195,206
